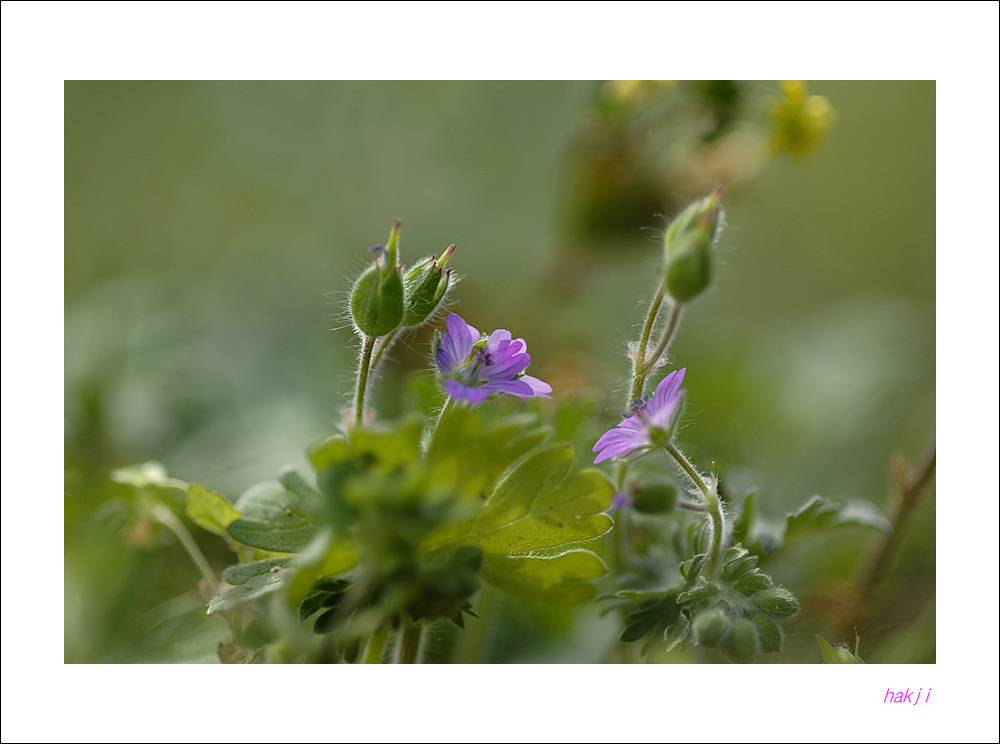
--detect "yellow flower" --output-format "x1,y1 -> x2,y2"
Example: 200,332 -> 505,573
767,80 -> 835,158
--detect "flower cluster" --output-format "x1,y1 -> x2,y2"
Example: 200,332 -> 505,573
435,314 -> 552,404
593,368 -> 686,464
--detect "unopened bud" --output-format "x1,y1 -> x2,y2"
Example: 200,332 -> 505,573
735,572 -> 773,596
752,614 -> 784,653
692,608 -> 731,647
350,222 -> 405,337
631,481 -> 678,514
402,244 -> 455,327
721,617 -> 761,663
662,187 -> 723,303
752,586 -> 800,617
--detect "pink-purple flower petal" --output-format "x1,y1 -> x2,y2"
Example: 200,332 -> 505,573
436,313 -> 551,405
593,368 -> 687,464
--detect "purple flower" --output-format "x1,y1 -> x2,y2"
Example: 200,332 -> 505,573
592,368 -> 686,464
435,313 -> 552,404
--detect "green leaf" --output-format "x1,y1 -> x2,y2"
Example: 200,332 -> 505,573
425,406 -> 550,501
424,444 -> 613,556
620,594 -> 682,643
209,559 -> 293,614
110,460 -> 187,491
298,577 -> 352,622
422,444 -> 613,603
786,496 -> 891,539
222,558 -> 293,585
679,554 -> 709,583
284,527 -> 361,606
227,467 -> 322,553
755,495 -> 891,555
482,550 -> 607,604
186,485 -> 240,538
731,489 -> 757,545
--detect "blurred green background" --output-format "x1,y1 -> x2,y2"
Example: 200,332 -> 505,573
64,81 -> 934,663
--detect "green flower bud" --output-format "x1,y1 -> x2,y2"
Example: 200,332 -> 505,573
721,554 -> 759,582
401,244 -> 455,327
662,186 -> 722,303
721,617 -> 761,663
631,481 -> 678,514
752,614 -> 784,653
816,634 -> 865,663
735,571 -> 773,596
692,608 -> 731,647
752,586 -> 800,617
350,221 -> 405,337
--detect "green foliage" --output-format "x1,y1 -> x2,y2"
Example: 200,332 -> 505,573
425,406 -> 551,502
198,405 -> 613,646
186,485 -> 240,538
422,444 -> 613,601
226,467 -> 323,553
736,493 -> 890,556
483,550 -> 608,605
611,537 -> 800,663
208,559 -> 293,614
785,495 -> 891,538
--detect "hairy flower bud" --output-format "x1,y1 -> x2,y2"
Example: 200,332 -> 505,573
662,187 -> 722,303
350,221 -> 405,337
692,607 -> 730,647
631,480 -> 678,514
752,586 -> 800,617
735,572 -> 773,596
721,617 -> 761,663
402,244 -> 454,327
752,614 -> 784,653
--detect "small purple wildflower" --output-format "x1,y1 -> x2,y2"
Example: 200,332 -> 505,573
592,368 -> 686,464
435,313 -> 552,404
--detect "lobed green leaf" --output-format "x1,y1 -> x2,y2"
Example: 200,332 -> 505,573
425,405 -> 550,502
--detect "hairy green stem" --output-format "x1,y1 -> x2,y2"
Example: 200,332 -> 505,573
354,335 -> 377,425
370,329 -> 401,376
643,303 -> 683,379
667,443 -> 723,567
677,500 -> 708,512
628,286 -> 665,402
362,625 -> 389,664
151,504 -> 219,594
396,622 -> 423,664
609,463 -> 630,576
666,443 -> 711,497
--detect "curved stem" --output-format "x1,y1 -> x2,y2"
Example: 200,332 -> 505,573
610,462 -> 630,575
677,500 -> 708,512
666,443 -> 724,567
628,287 -> 665,402
666,443 -> 711,497
354,335 -> 376,425
370,329 -> 401,376
643,303 -> 683,379
150,504 -> 219,594
395,622 -> 423,664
